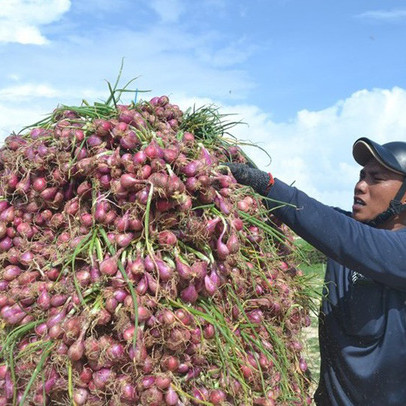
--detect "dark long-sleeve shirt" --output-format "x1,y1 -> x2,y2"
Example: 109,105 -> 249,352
267,179 -> 406,406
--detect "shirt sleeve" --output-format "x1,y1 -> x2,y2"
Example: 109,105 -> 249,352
267,178 -> 406,290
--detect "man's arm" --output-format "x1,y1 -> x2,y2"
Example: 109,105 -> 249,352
267,179 -> 406,290
226,164 -> 406,290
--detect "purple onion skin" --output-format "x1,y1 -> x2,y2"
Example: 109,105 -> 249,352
100,257 -> 118,276
180,285 -> 198,303
155,259 -> 173,281
73,388 -> 89,405
216,237 -> 230,260
47,309 -> 66,328
175,257 -> 193,280
92,368 -> 116,390
0,236 -> 13,252
68,339 -> 85,361
2,265 -> 22,281
204,275 -> 217,296
165,386 -> 179,405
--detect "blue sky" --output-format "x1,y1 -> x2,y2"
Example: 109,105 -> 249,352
1,0 -> 406,209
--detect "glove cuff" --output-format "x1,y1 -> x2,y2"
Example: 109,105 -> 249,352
266,172 -> 275,192
255,171 -> 274,195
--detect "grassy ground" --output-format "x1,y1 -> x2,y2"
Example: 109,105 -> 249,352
295,238 -> 326,401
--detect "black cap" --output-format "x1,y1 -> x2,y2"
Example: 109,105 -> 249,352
353,137 -> 406,176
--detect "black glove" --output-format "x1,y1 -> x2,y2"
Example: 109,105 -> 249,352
226,163 -> 274,196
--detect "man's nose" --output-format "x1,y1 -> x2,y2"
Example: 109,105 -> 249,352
355,179 -> 368,193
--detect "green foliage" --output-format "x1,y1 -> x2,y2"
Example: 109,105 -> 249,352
295,239 -> 326,269
294,238 -> 325,398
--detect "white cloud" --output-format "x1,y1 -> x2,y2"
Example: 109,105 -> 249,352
197,38 -> 259,68
0,22 -> 48,45
0,0 -> 71,44
148,0 -> 185,23
217,87 -> 406,209
0,84 -> 59,100
73,0 -> 128,13
0,102 -> 48,137
357,8 -> 406,22
0,82 -> 108,139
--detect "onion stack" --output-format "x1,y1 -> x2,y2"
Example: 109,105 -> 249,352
0,87 -> 313,405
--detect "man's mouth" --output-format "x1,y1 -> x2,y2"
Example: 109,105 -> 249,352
353,197 -> 366,206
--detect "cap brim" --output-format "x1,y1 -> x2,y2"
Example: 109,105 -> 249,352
353,137 -> 404,175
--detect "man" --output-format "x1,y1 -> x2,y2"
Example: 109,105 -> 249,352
226,137 -> 406,405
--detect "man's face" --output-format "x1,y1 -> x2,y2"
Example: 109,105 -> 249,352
352,159 -> 404,225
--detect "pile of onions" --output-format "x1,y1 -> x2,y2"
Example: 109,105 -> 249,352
0,92 -> 313,405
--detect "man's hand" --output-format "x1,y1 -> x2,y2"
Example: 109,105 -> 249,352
225,163 -> 274,196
